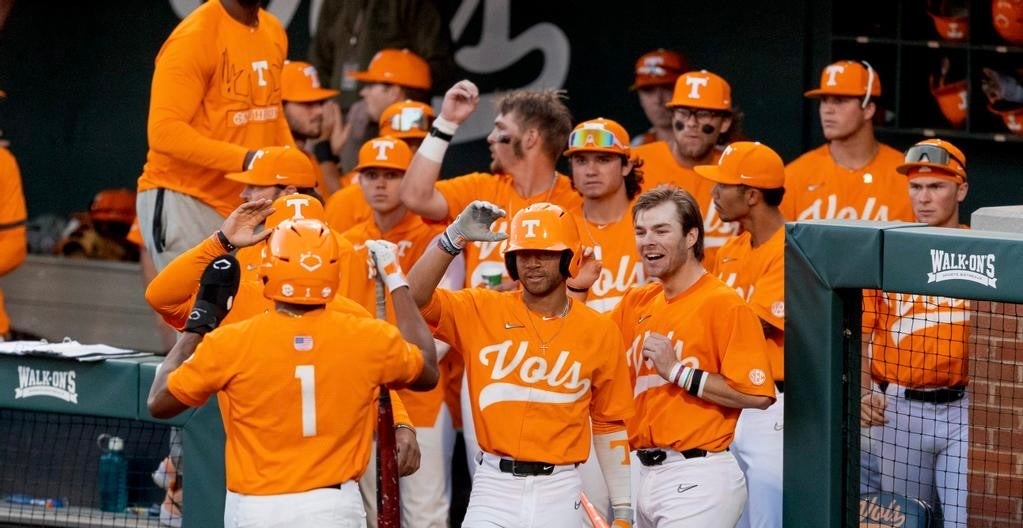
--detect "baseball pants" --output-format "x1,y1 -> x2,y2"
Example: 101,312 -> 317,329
463,452 -> 586,527
223,482 -> 365,527
732,391 -> 784,528
635,450 -> 747,528
864,385 -> 969,528
399,404 -> 456,528
460,372 -> 480,480
359,440 -> 380,528
137,188 -> 225,272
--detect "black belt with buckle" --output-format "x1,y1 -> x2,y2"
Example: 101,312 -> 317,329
315,482 -> 344,490
636,448 -> 721,466
878,382 -> 966,404
499,459 -> 558,476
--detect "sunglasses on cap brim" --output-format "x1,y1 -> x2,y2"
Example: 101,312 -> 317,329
568,128 -> 624,150
904,143 -> 964,170
389,107 -> 431,133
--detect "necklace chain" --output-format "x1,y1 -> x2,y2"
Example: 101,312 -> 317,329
525,299 -> 570,353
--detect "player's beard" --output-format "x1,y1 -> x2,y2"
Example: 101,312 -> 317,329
490,137 -> 525,174
520,272 -> 564,298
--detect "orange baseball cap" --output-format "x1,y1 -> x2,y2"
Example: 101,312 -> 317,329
282,61 -> 339,102
563,118 -> 631,157
897,138 -> 967,181
379,100 -> 434,139
353,136 -> 413,172
630,49 -> 689,90
667,70 -> 732,111
347,49 -> 431,91
694,141 -> 785,189
804,60 -> 882,101
265,193 -> 326,230
90,189 -> 137,224
225,146 -> 318,187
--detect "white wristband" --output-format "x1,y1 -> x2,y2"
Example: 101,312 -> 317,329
418,135 -> 449,163
433,116 -> 459,136
383,272 -> 409,293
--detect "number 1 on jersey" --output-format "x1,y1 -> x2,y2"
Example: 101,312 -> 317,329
294,365 -> 317,437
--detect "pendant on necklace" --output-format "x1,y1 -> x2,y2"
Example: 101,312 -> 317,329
539,343 -> 549,353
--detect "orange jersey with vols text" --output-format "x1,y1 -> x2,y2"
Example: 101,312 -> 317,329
325,182 -> 373,233
610,276 -> 776,452
436,172 -> 582,287
137,1 -> 294,217
0,147 -> 27,334
343,213 -> 452,427
709,229 -> 785,381
781,144 -> 913,222
567,203 -> 647,313
632,141 -> 735,264
422,289 -> 634,463
167,309 -> 424,494
863,290 -> 970,388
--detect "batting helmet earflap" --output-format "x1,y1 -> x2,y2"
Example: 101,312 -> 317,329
502,202 -> 582,281
260,219 -> 339,305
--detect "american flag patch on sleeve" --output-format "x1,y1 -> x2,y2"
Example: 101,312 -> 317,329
293,335 -> 314,351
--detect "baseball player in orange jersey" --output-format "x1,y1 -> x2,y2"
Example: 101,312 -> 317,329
341,135 -> 465,527
782,61 -> 914,222
407,201 -> 635,527
399,80 -> 583,289
629,50 -> 689,147
565,118 -> 649,314
137,0 -> 295,272
861,139 -> 971,527
632,70 -> 740,265
0,141 -> 26,340
280,60 -> 344,197
326,99 -> 436,232
609,186 -> 776,527
697,142 -> 787,528
148,217 -> 439,528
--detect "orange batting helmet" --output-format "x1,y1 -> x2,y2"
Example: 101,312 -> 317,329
90,189 -> 136,224
503,202 -> 582,280
261,219 -> 339,305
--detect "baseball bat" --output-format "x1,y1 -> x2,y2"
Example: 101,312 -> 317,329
375,277 -> 400,528
580,491 -> 610,528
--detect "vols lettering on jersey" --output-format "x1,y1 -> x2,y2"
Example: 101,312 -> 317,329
138,1 -> 292,217
864,290 -> 969,388
611,276 -> 775,452
781,144 -> 914,222
632,142 -> 736,263
435,173 -> 582,287
710,229 -> 785,380
166,310 -> 424,494
568,203 -> 647,313
422,288 -> 633,463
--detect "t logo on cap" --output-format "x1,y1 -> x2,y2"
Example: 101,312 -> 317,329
522,219 -> 541,238
302,66 -> 321,88
285,197 -> 311,219
371,140 -> 396,160
824,64 -> 846,86
686,76 -> 709,99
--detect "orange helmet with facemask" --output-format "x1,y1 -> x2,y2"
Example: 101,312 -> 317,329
502,202 -> 582,281
261,219 -> 339,305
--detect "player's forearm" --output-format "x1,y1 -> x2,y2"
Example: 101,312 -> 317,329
407,244 -> 456,308
399,145 -> 448,221
148,116 -> 250,173
391,286 -> 438,391
146,235 -> 228,327
147,332 -> 201,419
698,374 -> 773,409
592,424 -> 631,511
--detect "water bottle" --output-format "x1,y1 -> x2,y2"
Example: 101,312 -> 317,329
97,434 -> 127,513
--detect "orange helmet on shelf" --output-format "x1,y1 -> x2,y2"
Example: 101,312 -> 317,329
503,202 -> 582,280
261,219 -> 339,305
931,80 -> 968,128
90,189 -> 136,224
927,0 -> 970,41
987,103 -> 1023,135
993,0 -> 1023,45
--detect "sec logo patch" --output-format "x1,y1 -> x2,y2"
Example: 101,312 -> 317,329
771,301 -> 785,318
749,369 -> 767,386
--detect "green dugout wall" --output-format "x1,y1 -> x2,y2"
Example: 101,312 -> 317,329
785,220 -> 1023,526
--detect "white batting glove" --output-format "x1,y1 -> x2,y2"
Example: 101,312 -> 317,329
367,240 -> 408,292
441,200 -> 508,253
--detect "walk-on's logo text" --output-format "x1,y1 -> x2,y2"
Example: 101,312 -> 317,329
928,249 -> 997,288
15,366 -> 78,403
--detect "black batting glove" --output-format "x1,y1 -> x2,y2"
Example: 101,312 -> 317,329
183,255 -> 241,336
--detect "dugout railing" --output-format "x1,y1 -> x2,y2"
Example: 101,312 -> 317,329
785,220 -> 1023,527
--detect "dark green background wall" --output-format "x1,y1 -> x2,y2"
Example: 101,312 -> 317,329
0,1 -> 1018,220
